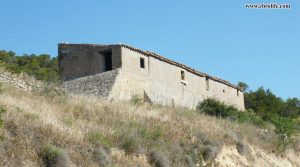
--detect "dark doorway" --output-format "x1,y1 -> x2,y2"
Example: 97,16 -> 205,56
100,50 -> 112,71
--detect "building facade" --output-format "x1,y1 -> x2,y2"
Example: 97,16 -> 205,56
58,43 -> 245,110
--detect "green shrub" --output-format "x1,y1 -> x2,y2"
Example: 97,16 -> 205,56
0,105 -> 6,128
130,94 -> 143,105
197,98 -> 266,127
42,144 -> 69,167
122,136 -> 141,154
139,127 -> 164,141
87,132 -> 113,148
24,112 -> 39,121
271,115 -> 298,151
197,97 -> 298,152
42,144 -> 63,161
196,98 -> 238,118
0,105 -> 6,142
39,84 -> 66,99
234,109 -> 266,127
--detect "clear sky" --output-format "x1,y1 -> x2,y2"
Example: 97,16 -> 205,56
0,0 -> 299,99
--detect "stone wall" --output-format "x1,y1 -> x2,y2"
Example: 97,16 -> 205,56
58,44 -> 122,81
62,69 -> 119,97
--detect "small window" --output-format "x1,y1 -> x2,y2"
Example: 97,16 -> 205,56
181,70 -> 185,80
140,57 -> 145,68
237,90 -> 239,97
223,89 -> 225,93
205,77 -> 209,90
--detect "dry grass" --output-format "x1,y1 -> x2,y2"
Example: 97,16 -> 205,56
0,80 -> 280,166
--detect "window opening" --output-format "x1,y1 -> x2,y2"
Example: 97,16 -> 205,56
181,70 -> 185,80
140,57 -> 145,68
206,77 -> 209,90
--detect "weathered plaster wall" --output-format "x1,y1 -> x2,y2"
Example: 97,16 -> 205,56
58,44 -> 122,81
120,47 -> 245,110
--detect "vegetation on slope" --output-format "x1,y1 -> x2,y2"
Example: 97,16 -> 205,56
197,98 -> 299,152
0,50 -> 58,82
239,82 -> 300,150
2,79 -> 298,166
0,50 -> 299,166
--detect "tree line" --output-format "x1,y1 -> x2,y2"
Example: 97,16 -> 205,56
0,50 -> 58,82
238,82 -> 300,120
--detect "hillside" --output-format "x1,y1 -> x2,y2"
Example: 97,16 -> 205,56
0,71 -> 300,167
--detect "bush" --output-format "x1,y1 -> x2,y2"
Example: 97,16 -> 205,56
236,141 -> 250,156
0,105 -> 6,142
234,109 -> 266,127
198,99 -> 299,151
271,115 -> 298,151
122,136 -> 141,154
39,84 -> 66,99
42,144 -> 69,167
94,146 -> 111,166
130,94 -> 143,105
87,132 -> 113,148
0,105 -> 6,128
196,98 -> 237,118
187,139 -> 221,164
201,141 -> 221,162
197,98 -> 265,127
139,127 -> 164,141
149,150 -> 170,167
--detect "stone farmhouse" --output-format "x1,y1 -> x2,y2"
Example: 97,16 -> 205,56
58,43 -> 245,110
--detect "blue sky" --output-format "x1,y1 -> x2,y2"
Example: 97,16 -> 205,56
0,0 -> 299,99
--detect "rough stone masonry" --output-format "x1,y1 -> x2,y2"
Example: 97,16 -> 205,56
59,43 -> 245,110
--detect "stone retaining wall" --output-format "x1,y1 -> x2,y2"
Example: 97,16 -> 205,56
62,69 -> 119,97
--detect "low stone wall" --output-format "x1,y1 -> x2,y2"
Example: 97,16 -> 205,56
62,69 -> 119,97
